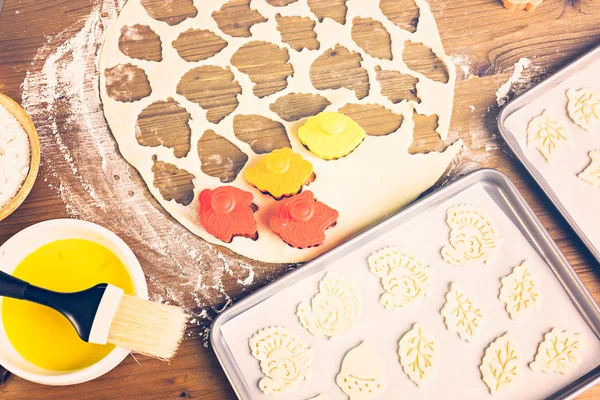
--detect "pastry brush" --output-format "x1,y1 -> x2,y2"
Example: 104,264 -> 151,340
0,270 -> 188,360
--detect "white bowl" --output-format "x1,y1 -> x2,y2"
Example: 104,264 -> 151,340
0,219 -> 148,385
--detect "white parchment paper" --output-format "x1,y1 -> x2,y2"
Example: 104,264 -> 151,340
504,57 -> 600,253
219,183 -> 600,400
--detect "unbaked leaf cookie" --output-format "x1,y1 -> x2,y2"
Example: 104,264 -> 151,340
368,247 -> 431,310
297,272 -> 362,339
499,260 -> 542,319
480,332 -> 521,395
249,326 -> 313,394
530,328 -> 584,374
398,323 -> 439,387
336,341 -> 386,399
567,88 -> 600,132
527,110 -> 574,163
441,205 -> 502,267
579,150 -> 600,186
440,282 -> 484,342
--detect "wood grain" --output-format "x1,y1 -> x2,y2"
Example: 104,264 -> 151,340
0,0 -> 599,399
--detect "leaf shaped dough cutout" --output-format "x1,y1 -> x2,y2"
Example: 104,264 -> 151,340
579,150 -> 600,186
440,282 -> 484,342
530,328 -> 584,375
441,205 -> 503,267
527,110 -> 574,164
367,247 -> 431,310
336,341 -> 386,399
297,272 -> 362,339
398,323 -> 439,387
567,88 -> 600,132
249,326 -> 313,395
480,332 -> 521,395
499,260 -> 542,320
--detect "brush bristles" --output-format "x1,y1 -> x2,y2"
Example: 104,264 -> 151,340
107,295 -> 188,360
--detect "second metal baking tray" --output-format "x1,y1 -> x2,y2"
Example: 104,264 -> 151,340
498,46 -> 600,265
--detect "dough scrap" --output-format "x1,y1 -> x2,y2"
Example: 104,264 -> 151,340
398,323 -> 439,387
440,282 -> 484,342
566,88 -> 600,132
441,204 -> 503,267
526,109 -> 574,164
249,326 -> 313,394
99,0 -> 461,263
480,332 -> 521,395
578,150 -> 600,186
499,260 -> 542,320
336,341 -> 386,399
297,271 -> 362,339
367,246 -> 430,310
530,328 -> 584,375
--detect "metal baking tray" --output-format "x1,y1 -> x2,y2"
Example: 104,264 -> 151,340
211,169 -> 600,400
498,46 -> 600,265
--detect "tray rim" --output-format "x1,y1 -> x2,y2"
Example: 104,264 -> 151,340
210,168 -> 600,400
497,45 -> 600,265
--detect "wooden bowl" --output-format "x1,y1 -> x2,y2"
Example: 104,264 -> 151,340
0,93 -> 40,222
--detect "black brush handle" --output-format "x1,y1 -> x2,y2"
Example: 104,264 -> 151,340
0,270 -> 29,299
0,270 -> 108,342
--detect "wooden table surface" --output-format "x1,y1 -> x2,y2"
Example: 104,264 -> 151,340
1,0 -> 600,398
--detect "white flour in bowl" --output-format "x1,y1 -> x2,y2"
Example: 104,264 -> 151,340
0,104 -> 31,208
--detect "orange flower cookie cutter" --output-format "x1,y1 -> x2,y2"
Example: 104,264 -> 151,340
244,148 -> 315,199
298,112 -> 366,160
502,0 -> 543,11
270,190 -> 338,249
198,186 -> 258,243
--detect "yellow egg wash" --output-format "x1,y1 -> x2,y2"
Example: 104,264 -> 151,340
1,239 -> 135,371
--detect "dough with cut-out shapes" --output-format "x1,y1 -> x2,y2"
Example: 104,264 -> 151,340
530,328 -> 584,375
441,204 -> 502,266
499,260 -> 542,320
441,282 -> 484,342
368,246 -> 431,310
480,332 -> 521,395
99,0 -> 462,263
336,341 -> 386,399
567,88 -> 600,132
297,272 -> 361,339
249,326 -> 313,394
398,323 -> 439,387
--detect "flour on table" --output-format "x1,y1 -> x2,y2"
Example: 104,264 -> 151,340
0,104 -> 30,208
496,58 -> 531,107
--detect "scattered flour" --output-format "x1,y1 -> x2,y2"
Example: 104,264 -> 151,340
0,104 -> 30,207
495,58 -> 541,107
19,0 -> 281,346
